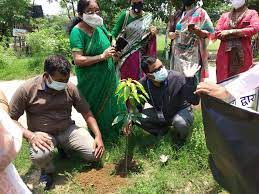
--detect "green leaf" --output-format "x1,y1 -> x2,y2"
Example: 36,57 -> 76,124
123,86 -> 130,102
126,78 -> 132,86
132,80 -> 149,98
115,81 -> 127,95
131,115 -> 141,125
112,114 -> 125,126
130,83 -> 140,103
139,94 -> 148,103
135,113 -> 148,119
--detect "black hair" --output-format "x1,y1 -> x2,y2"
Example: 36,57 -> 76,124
67,0 -> 96,34
141,56 -> 157,74
44,55 -> 71,76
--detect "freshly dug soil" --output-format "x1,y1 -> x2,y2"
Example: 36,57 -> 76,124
76,163 -> 130,194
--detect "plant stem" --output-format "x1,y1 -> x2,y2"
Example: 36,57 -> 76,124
125,133 -> 128,175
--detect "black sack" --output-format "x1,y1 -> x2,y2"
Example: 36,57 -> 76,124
201,94 -> 259,194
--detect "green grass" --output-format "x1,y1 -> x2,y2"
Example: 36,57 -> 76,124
0,56 -> 44,81
208,40 -> 220,52
14,110 -> 224,194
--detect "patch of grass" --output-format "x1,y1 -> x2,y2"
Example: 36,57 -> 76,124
157,34 -> 166,59
14,110 -> 223,193
0,56 -> 44,81
208,40 -> 220,52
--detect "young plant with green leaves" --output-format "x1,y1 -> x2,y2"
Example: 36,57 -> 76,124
112,78 -> 149,173
112,78 -> 149,130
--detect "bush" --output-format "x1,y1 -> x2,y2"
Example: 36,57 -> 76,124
26,28 -> 70,58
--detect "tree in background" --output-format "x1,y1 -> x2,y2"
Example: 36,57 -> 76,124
248,0 -> 259,12
0,0 -> 30,37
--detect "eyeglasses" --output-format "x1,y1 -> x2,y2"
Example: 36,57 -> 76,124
150,65 -> 163,74
85,10 -> 100,15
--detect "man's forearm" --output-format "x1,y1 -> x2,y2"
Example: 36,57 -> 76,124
83,111 -> 102,138
183,77 -> 200,105
13,120 -> 34,141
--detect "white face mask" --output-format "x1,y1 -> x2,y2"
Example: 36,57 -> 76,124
82,13 -> 103,28
152,67 -> 168,82
230,0 -> 245,9
46,75 -> 67,91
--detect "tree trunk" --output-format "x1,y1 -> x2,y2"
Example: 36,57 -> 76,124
66,4 -> 71,20
165,0 -> 173,63
71,1 -> 76,17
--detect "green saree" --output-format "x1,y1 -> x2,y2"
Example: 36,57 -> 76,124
70,26 -> 126,139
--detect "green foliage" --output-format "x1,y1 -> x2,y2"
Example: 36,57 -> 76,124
26,17 -> 71,59
248,0 -> 259,11
27,28 -> 70,58
0,0 -> 30,36
113,79 -> 149,128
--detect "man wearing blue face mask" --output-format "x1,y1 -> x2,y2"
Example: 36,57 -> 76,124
139,56 -> 200,144
9,55 -> 104,190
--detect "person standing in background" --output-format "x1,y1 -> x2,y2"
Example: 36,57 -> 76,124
111,0 -> 157,80
68,0 -> 126,139
215,0 -> 259,82
170,0 -> 214,82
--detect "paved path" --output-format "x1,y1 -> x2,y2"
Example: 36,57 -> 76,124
0,66 -> 216,128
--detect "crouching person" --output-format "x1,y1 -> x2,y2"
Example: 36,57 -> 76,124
139,56 -> 200,144
9,55 -> 104,190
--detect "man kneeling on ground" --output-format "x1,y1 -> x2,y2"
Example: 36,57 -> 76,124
138,56 -> 200,144
9,55 -> 104,190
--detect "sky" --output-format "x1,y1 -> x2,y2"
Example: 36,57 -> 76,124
33,0 -> 63,15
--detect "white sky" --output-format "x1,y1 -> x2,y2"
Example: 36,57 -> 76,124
33,0 -> 63,15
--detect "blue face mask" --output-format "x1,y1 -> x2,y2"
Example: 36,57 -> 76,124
46,75 -> 67,91
152,67 -> 168,82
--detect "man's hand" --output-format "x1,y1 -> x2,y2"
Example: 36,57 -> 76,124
93,136 -> 104,159
195,82 -> 231,100
183,64 -> 201,78
29,132 -> 54,152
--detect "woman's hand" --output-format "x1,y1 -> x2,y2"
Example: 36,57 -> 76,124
150,25 -> 158,36
101,46 -> 116,60
168,32 -> 176,40
216,30 -> 238,40
113,50 -> 122,63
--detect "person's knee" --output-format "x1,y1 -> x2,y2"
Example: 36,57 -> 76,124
30,148 -> 54,165
172,115 -> 193,140
73,127 -> 102,162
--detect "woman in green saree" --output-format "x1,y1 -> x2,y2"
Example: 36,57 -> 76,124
68,0 -> 126,139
